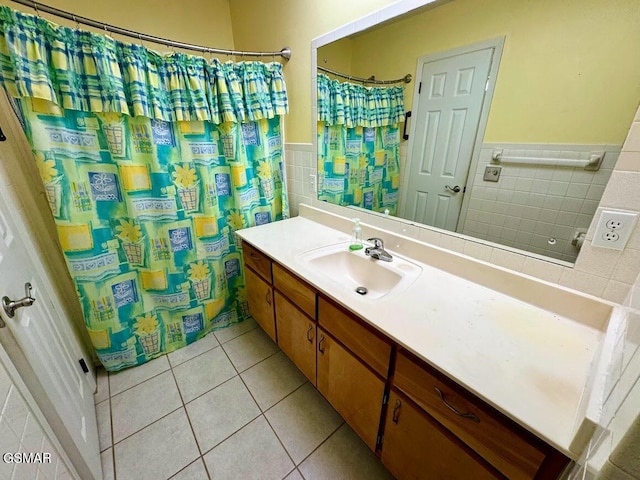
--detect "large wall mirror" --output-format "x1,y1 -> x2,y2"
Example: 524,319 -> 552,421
313,0 -> 640,264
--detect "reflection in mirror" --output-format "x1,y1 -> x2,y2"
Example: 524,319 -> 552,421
315,0 -> 640,263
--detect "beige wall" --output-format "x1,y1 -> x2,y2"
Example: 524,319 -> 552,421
345,0 -> 640,145
228,0 -> 397,143
0,0 -> 235,52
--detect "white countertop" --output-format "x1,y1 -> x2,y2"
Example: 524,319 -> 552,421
237,216 -> 610,457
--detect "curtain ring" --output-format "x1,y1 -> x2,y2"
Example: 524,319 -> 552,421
72,14 -> 79,30
138,33 -> 144,47
33,2 -> 40,17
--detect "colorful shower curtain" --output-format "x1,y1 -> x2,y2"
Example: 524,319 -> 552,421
0,6 -> 288,371
317,74 -> 404,214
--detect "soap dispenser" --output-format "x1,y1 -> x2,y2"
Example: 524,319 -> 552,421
349,218 -> 363,251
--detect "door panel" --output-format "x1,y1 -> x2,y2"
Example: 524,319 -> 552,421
0,176 -> 101,478
402,46 -> 494,231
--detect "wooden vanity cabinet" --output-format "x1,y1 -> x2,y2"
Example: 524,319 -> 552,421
382,389 -> 501,480
241,241 -> 570,480
316,326 -> 386,451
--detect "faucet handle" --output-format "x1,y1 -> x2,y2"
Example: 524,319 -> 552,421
367,237 -> 384,248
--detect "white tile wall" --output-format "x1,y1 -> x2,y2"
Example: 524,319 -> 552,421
460,144 -> 619,263
284,144 -> 315,217
569,271 -> 640,479
0,358 -> 71,480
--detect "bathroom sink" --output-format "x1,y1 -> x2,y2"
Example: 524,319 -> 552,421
297,242 -> 422,299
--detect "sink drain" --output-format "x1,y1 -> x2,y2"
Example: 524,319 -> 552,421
355,286 -> 368,295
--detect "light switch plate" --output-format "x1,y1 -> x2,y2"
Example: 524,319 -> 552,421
591,209 -> 639,250
483,166 -> 501,182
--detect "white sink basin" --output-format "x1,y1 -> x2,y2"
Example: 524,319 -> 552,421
297,242 -> 422,300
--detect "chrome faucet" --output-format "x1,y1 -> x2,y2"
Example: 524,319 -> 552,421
365,237 -> 393,262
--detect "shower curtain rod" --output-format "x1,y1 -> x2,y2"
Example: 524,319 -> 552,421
10,0 -> 292,60
318,66 -> 411,85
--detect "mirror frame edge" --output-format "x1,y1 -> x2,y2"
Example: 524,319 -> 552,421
307,0 -> 589,269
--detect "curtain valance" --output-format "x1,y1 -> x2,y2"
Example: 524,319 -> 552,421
0,6 -> 288,123
317,74 -> 404,128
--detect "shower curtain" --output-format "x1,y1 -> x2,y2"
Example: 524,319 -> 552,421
317,74 -> 404,214
0,6 -> 288,371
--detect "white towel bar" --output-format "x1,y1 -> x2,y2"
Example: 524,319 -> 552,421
491,149 -> 603,170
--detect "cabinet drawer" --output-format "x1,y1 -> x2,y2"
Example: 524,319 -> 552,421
273,263 -> 316,318
382,389 -> 500,480
394,350 -> 545,480
318,297 -> 391,379
243,242 -> 272,283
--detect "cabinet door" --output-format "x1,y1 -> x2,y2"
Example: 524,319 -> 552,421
275,292 -> 316,385
245,267 -> 276,341
381,390 -> 499,480
316,327 -> 385,451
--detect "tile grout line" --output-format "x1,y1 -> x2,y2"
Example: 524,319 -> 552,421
167,360 -> 212,480
107,369 -> 117,480
293,421 -> 346,470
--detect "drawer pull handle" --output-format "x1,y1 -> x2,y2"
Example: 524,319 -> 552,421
434,387 -> 480,423
306,325 -> 314,343
392,399 -> 401,424
318,334 -> 325,353
265,291 -> 271,305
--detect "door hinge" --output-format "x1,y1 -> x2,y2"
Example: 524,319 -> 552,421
463,186 -> 467,193
382,392 -> 389,405
485,78 -> 490,92
376,434 -> 384,449
79,358 -> 89,374
418,82 -> 422,94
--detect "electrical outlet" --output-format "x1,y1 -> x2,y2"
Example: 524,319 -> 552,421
591,209 -> 639,250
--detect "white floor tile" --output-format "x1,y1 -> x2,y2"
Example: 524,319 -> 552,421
222,328 -> 279,373
111,371 -> 182,443
109,355 -> 170,396
96,400 -> 112,452
203,416 -> 294,480
241,352 -> 307,411
114,409 -> 199,480
214,317 -> 259,345
173,346 -> 236,403
168,334 -> 219,367
186,376 -> 260,454
169,458 -> 209,480
265,383 -> 343,464
298,424 -> 392,480
101,448 -> 114,480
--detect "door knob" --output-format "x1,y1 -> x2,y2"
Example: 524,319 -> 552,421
445,185 -> 461,193
2,283 -> 36,322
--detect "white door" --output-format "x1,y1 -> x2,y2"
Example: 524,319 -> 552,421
401,45 -> 495,230
0,154 -> 102,478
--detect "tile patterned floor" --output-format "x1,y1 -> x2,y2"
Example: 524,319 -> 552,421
95,318 -> 393,480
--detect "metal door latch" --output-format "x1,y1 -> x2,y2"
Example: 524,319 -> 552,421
2,283 -> 36,323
